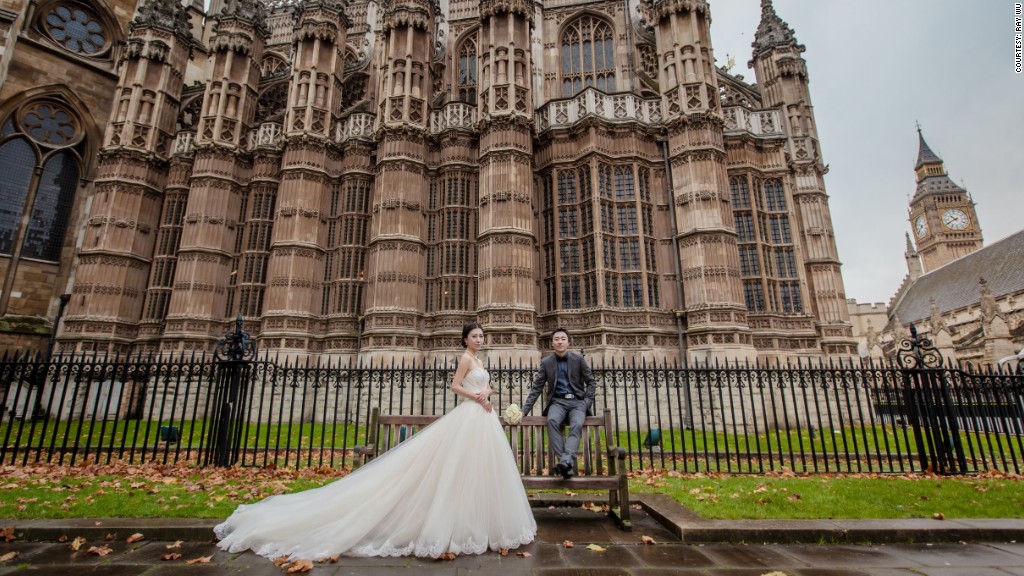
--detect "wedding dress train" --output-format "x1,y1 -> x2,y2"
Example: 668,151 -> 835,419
214,367 -> 536,560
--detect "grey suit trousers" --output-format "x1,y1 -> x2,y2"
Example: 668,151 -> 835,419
547,397 -> 587,468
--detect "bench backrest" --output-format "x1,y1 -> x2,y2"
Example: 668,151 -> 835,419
364,408 -> 616,477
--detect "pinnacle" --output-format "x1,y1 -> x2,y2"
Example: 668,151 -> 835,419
751,0 -> 799,57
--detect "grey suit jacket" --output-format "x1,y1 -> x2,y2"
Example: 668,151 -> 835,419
522,351 -> 596,416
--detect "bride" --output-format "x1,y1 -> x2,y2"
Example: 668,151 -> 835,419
214,322 -> 537,560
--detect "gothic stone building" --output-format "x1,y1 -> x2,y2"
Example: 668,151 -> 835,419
0,0 -> 856,363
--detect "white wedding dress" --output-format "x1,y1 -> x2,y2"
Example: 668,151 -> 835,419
214,367 -> 536,560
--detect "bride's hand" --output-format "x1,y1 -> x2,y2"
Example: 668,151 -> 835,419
480,397 -> 492,413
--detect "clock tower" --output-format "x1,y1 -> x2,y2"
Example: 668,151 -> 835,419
908,128 -> 983,273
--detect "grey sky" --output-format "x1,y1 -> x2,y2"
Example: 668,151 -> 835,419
708,0 -> 1023,304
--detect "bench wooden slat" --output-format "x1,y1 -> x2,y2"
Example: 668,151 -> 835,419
356,406 -> 631,531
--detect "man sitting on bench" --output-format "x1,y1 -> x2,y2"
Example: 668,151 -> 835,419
520,327 -> 596,480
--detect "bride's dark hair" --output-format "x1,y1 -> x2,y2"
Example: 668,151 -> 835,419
461,322 -> 483,348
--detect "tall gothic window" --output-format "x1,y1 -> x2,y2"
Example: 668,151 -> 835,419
458,37 -> 478,105
732,175 -> 803,315
0,100 -> 83,264
426,171 -> 477,312
595,162 -> 657,309
561,16 -> 615,98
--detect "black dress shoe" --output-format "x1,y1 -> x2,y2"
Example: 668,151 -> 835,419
561,462 -> 574,479
554,462 -> 568,478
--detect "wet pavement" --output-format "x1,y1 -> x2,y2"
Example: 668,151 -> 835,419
2,495 -> 1023,575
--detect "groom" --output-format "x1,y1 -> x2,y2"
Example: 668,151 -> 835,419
521,327 -> 596,479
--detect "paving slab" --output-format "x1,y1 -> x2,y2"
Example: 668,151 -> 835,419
3,500 -> 1024,575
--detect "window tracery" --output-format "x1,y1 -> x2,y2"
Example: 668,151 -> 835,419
560,15 -> 615,97
43,3 -> 108,56
731,175 -> 802,315
260,53 -> 291,80
255,82 -> 289,124
176,95 -> 203,132
31,0 -> 118,64
0,99 -> 84,263
457,37 -> 477,104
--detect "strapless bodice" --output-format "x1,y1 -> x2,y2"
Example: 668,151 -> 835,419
462,367 -> 490,392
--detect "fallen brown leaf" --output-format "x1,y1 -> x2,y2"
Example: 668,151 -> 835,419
641,535 -> 656,545
126,533 -> 144,543
933,513 -> 945,520
517,551 -> 532,558
86,545 -> 112,556
70,536 -> 87,551
437,552 -> 457,561
498,548 -> 509,556
104,533 -> 115,541
272,554 -> 291,566
585,544 -> 606,552
286,559 -> 314,572
57,535 -> 68,543
161,552 -> 183,561
166,540 -> 183,549
0,527 -> 15,543
0,551 -> 18,562
186,555 -> 213,564
562,540 -> 574,548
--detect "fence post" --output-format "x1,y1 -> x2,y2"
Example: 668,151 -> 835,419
896,323 -> 966,474
204,315 -> 256,467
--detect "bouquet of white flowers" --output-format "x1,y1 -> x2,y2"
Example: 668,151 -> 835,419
503,403 -> 523,425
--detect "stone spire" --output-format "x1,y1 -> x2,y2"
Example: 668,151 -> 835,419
751,0 -> 801,57
914,126 -> 943,170
913,126 -> 963,196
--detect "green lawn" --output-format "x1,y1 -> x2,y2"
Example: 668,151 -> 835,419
615,425 -> 1023,473
630,470 -> 1024,519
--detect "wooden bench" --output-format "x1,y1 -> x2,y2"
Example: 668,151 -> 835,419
356,407 -> 631,531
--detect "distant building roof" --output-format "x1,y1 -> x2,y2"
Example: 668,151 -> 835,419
890,229 -> 1024,325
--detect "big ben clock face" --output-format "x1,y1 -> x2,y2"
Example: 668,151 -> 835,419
914,215 -> 928,237
942,209 -> 969,230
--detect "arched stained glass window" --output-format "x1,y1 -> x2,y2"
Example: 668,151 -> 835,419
0,139 -> 35,255
458,37 -> 478,104
0,100 -> 83,263
23,151 -> 80,261
561,16 -> 615,98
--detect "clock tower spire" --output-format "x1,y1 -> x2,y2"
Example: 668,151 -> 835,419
908,127 -> 983,272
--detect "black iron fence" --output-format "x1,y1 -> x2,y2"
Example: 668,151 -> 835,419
2,347 -> 1022,475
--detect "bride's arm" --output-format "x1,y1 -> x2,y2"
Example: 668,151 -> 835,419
450,354 -> 492,412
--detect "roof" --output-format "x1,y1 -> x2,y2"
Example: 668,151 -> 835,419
890,228 -> 1024,325
915,129 -> 943,169
914,173 -> 967,201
